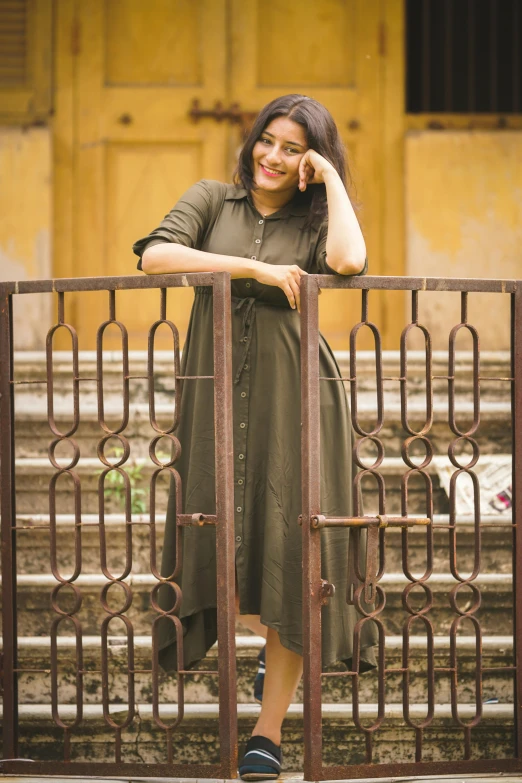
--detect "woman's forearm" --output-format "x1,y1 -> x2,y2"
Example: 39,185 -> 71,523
323,171 -> 367,275
141,242 -> 259,279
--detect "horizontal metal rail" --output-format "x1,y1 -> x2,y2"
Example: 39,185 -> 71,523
300,273 -> 522,780
0,272 -> 520,780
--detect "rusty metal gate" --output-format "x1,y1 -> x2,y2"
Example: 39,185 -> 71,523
0,272 -> 521,779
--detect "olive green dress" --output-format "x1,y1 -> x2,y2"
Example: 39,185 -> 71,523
133,179 -> 377,673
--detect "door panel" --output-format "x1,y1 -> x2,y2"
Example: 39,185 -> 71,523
230,0 -> 384,350
255,0 -> 357,88
58,0 -> 386,349
105,0 -> 204,87
68,0 -> 228,349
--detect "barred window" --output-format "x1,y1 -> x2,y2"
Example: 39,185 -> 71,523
0,0 -> 52,123
406,0 -> 522,113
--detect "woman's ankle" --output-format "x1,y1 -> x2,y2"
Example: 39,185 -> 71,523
251,727 -> 281,746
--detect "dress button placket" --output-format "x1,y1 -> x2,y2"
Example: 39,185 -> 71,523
250,213 -> 265,261
236,209 -> 264,558
235,324 -> 250,554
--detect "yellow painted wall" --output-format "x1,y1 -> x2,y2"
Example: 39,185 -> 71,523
405,131 -> 522,351
0,127 -> 52,348
2,2 -> 521,352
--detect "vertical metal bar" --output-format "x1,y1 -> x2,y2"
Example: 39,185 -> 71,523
0,285 -> 18,757
301,274 -> 323,781
212,271 -> 237,779
512,284 -> 522,758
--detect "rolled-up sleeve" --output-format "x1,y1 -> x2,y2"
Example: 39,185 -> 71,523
313,221 -> 368,276
132,179 -> 214,271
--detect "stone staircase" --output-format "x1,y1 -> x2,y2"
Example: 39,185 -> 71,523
0,350 -> 515,770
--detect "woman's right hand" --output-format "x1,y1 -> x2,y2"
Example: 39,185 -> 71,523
251,263 -> 308,311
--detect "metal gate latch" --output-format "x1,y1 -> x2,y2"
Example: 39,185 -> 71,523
319,579 -> 335,605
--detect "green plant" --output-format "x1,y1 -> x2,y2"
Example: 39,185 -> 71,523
99,447 -> 147,514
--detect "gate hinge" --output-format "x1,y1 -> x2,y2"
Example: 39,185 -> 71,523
319,579 -> 335,606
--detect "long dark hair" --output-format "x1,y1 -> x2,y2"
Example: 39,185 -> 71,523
234,94 -> 357,227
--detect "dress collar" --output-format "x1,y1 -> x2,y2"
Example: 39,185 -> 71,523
224,183 -> 309,218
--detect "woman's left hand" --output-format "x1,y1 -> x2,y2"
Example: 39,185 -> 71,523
298,150 -> 337,191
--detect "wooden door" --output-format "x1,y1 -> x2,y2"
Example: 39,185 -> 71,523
55,0 -> 388,350
55,0 -> 229,349
230,0 -> 385,350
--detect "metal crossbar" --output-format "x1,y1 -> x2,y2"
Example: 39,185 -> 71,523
0,272 -> 520,780
300,274 -> 522,779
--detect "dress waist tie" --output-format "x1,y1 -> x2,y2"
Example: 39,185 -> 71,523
233,296 -> 256,385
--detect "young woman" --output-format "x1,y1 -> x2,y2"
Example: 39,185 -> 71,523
133,94 -> 377,780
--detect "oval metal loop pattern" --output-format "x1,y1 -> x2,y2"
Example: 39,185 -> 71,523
98,468 -> 133,581
97,433 -> 131,468
352,618 -> 386,734
49,470 -> 82,583
96,319 -> 130,435
148,319 -> 181,434
352,470 -> 385,519
401,581 -> 433,616
51,615 -> 83,730
448,435 -> 480,470
401,435 -> 433,471
100,579 -> 133,615
352,582 -> 386,619
403,614 -> 435,730
448,322 -> 480,437
150,579 -> 183,616
353,436 -> 385,471
449,615 -> 483,729
152,614 -> 185,731
400,469 -> 433,582
400,322 -> 433,436
350,321 -> 383,437
46,323 -> 80,438
449,469 -> 481,582
149,434 -> 182,468
150,467 -> 182,581
51,581 -> 83,616
449,581 -> 482,616
100,606 -> 135,730
48,437 -> 80,471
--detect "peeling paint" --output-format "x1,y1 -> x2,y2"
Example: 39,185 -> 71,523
406,132 -> 522,351
0,127 -> 53,348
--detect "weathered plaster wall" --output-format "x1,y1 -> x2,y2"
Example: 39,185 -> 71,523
0,126 -> 52,349
405,131 -> 522,351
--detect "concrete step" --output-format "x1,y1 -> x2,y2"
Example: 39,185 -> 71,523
12,350 -> 513,400
1,701 -> 515,767
3,634 -> 514,706
10,350 -> 512,461
11,512 -> 513,576
11,454 -> 512,516
12,400 -> 512,460
1,572 -> 514,637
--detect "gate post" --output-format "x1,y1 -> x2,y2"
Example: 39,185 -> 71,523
0,284 -> 18,758
301,275 -> 323,781
512,284 -> 522,760
212,272 -> 238,778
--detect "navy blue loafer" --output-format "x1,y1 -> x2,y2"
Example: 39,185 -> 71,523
239,734 -> 282,780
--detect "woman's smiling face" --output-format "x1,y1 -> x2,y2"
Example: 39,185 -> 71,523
252,116 -> 308,194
